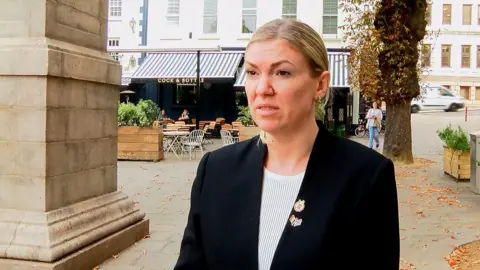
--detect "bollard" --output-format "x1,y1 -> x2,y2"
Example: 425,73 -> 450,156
465,106 -> 468,122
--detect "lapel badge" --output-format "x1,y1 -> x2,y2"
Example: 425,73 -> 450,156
294,199 -> 305,213
289,215 -> 303,227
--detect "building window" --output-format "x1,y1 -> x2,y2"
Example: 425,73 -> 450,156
463,5 -> 472,25
477,46 -> 480,68
478,5 -> 480,25
421,44 -> 431,67
460,86 -> 470,100
461,45 -> 471,68
282,0 -> 297,19
175,85 -> 196,105
426,4 -> 432,25
442,4 -> 451,24
203,0 -> 218,34
441,45 -> 451,67
166,0 -> 180,27
323,0 -> 338,34
242,0 -> 257,33
109,0 -> 122,17
109,53 -> 120,62
475,87 -> 480,100
108,39 -> 120,47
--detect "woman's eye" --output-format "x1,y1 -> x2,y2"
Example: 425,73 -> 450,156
246,70 -> 257,76
277,70 -> 291,77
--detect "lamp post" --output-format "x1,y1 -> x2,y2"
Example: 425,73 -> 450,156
196,50 -> 201,130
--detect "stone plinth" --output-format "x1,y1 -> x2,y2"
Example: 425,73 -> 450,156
0,0 -> 149,268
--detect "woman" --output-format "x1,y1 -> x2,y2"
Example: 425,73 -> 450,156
366,101 -> 383,149
175,19 -> 399,270
178,109 -> 190,122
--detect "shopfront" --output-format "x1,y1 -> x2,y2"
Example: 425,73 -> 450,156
130,51 -> 244,124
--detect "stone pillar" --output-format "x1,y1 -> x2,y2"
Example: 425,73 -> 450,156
0,0 -> 149,269
471,131 -> 480,194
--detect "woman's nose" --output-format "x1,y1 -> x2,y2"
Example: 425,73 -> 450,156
255,75 -> 274,96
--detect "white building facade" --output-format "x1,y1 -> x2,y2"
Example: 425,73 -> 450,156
107,0 -> 351,87
145,0 -> 347,49
422,0 -> 480,101
107,0 -> 146,85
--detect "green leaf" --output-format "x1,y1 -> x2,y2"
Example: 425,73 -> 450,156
437,124 -> 470,151
118,99 -> 160,127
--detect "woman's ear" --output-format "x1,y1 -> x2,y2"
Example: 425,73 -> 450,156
315,71 -> 330,100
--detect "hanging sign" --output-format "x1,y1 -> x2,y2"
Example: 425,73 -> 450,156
157,77 -> 205,84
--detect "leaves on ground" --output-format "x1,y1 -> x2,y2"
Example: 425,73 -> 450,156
395,158 -> 437,169
445,242 -> 480,270
393,156 -> 480,269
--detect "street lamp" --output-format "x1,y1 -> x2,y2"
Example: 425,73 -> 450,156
195,50 -> 201,129
129,18 -> 136,33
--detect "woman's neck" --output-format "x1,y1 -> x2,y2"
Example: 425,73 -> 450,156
264,119 -> 319,176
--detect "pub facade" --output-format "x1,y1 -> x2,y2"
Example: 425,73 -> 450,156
130,50 -> 243,123
127,48 -> 352,133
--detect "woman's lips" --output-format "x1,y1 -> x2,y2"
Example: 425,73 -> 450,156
256,105 -> 279,116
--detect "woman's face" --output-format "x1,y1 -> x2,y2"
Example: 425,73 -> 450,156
244,39 -> 329,134
372,102 -> 378,109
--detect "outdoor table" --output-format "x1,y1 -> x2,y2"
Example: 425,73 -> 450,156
163,131 -> 190,160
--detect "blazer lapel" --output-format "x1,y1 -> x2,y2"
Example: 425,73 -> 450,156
269,122 -> 339,269
235,139 -> 266,269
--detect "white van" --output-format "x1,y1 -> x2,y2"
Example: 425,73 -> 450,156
411,84 -> 465,113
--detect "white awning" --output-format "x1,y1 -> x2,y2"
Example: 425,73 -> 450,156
132,52 -> 243,80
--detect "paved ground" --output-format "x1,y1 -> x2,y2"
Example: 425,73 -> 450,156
99,111 -> 480,270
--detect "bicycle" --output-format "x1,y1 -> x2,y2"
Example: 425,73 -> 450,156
355,118 -> 386,138
354,118 -> 368,137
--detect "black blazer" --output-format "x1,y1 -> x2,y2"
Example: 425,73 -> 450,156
175,122 -> 400,270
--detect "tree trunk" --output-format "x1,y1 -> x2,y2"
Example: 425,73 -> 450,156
383,102 -> 414,163
374,0 -> 427,164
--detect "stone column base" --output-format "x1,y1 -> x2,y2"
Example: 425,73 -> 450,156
0,191 -> 147,262
0,219 -> 149,270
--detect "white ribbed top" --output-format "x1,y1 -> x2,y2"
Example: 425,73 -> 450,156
258,168 -> 305,270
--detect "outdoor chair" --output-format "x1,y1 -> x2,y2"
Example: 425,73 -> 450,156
220,130 -> 238,146
181,130 -> 205,160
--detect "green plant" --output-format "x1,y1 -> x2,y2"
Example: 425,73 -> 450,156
136,100 -> 159,127
118,99 -> 159,127
236,105 -> 255,126
437,124 -> 470,151
118,102 -> 138,126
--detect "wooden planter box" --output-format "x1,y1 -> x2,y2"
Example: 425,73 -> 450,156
239,126 -> 261,142
443,146 -> 470,181
118,126 -> 164,161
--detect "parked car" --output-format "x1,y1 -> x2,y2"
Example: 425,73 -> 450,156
411,84 -> 465,113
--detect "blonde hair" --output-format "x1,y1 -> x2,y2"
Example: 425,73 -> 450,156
246,18 -> 331,144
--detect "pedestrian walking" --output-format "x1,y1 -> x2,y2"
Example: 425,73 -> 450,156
366,101 -> 383,149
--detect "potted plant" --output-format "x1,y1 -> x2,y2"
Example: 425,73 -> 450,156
117,99 -> 164,161
437,124 -> 470,181
236,105 -> 261,142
